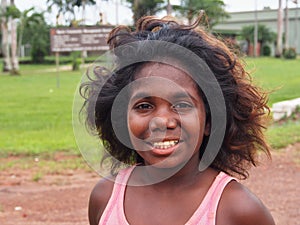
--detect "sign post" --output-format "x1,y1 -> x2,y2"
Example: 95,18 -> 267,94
50,26 -> 114,87
55,52 -> 60,88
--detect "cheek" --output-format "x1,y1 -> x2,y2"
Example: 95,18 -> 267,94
181,110 -> 206,144
182,110 -> 206,130
127,113 -> 148,138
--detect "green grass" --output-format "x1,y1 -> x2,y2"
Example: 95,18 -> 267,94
0,64 -> 82,156
267,119 -> 300,149
245,57 -> 300,149
0,57 -> 299,159
245,57 -> 300,106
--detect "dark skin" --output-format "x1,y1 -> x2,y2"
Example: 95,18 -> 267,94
89,165 -> 275,225
88,63 -> 275,225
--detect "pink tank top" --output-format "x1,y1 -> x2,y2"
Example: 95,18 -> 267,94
99,167 -> 236,225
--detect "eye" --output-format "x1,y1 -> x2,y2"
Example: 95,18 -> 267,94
134,102 -> 153,111
172,102 -> 193,112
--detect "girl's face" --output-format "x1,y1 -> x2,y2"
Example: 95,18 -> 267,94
127,63 -> 210,169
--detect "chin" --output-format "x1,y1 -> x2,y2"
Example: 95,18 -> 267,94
145,157 -> 189,171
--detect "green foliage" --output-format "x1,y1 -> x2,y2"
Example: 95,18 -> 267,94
46,0 -> 96,25
173,0 -> 229,27
126,0 -> 165,24
241,24 -> 276,44
31,38 -> 48,63
17,8 -> 45,50
262,45 -> 271,56
73,0 -> 96,7
5,5 -> 21,19
19,55 -> 99,65
71,51 -> 81,70
283,48 -> 297,59
21,13 -> 50,63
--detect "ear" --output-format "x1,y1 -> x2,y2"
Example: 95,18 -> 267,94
204,121 -> 210,136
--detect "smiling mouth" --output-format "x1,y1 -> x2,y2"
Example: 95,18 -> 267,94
152,140 -> 179,149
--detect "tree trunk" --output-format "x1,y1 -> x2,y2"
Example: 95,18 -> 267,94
17,24 -> 24,57
133,0 -> 139,24
187,9 -> 193,25
1,0 -> 12,72
284,0 -> 289,49
166,0 -> 172,15
10,0 -> 19,75
10,18 -> 19,74
276,0 -> 283,57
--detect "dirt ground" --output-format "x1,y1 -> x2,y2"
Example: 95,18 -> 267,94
0,143 -> 299,225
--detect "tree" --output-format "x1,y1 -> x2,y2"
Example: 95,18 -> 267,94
1,0 -> 11,72
0,0 -> 21,74
127,0 -> 165,24
21,12 -> 50,63
241,24 -> 276,55
46,0 -> 96,25
275,0 -> 283,57
17,7 -> 44,57
174,0 -> 229,27
9,0 -> 19,74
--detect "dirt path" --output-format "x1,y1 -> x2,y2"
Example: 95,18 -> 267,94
0,144 -> 299,225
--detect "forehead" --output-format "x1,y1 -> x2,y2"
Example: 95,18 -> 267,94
134,62 -> 197,88
130,62 -> 201,100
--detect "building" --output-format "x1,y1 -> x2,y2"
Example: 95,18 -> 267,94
214,7 -> 300,55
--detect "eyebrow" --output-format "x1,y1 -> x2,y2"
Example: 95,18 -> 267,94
130,92 -> 152,102
130,91 -> 198,102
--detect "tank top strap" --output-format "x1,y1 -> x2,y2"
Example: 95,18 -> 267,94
186,172 -> 237,225
99,166 -> 134,225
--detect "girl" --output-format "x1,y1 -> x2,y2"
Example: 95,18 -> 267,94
81,15 -> 275,225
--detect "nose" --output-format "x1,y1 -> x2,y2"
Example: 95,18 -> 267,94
149,116 -> 177,132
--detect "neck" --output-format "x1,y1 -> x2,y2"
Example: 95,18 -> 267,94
132,153 -> 208,189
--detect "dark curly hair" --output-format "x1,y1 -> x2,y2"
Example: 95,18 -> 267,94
80,14 -> 271,179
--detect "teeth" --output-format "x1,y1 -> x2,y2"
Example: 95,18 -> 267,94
153,140 -> 179,149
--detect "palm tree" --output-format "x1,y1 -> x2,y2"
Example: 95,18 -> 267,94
127,0 -> 165,24
46,0 -> 96,25
20,12 -> 50,64
17,8 -> 44,57
174,0 -> 229,27
73,0 -> 96,25
0,0 -> 20,74
10,0 -> 20,74
241,24 -> 276,56
1,0 -> 11,72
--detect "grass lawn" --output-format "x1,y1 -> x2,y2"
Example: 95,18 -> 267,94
0,64 -> 82,156
0,57 -> 299,158
246,57 -> 300,106
246,57 -> 300,148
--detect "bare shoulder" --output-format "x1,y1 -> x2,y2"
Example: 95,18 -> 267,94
88,176 -> 115,225
217,180 -> 275,225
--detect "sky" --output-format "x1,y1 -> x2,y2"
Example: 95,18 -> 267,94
13,0 -> 297,25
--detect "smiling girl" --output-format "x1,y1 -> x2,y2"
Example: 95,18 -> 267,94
81,15 -> 275,225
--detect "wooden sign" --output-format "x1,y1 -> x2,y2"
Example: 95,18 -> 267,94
50,26 -> 114,52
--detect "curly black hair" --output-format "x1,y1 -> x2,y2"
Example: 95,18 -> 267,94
80,15 -> 271,179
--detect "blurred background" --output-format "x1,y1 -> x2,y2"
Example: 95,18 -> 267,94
0,1 -> 299,224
